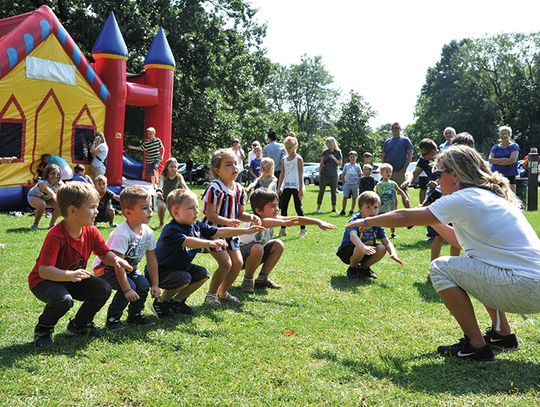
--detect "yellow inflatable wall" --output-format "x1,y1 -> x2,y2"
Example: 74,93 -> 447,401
0,34 -> 105,187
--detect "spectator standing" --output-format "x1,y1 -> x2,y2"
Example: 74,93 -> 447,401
127,127 -> 164,188
382,122 -> 413,204
232,138 -> 246,184
439,127 -> 456,151
89,132 -> 108,179
263,131 -> 285,180
488,126 -> 520,193
185,157 -> 194,185
316,137 -> 343,213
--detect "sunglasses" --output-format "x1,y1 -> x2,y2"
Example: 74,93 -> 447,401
432,168 -> 452,179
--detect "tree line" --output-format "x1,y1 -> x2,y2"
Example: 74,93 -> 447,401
1,2 -> 538,161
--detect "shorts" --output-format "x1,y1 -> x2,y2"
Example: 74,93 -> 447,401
505,175 -> 516,184
342,184 -> 359,199
95,207 -> 112,223
418,176 -> 429,189
151,264 -> 210,290
336,244 -> 374,265
93,166 -> 106,177
209,237 -> 240,252
146,159 -> 160,176
239,241 -> 277,267
430,256 -> 540,313
426,225 -> 439,238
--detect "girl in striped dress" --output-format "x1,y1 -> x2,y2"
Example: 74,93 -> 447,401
202,148 -> 262,306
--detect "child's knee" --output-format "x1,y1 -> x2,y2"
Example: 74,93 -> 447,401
272,240 -> 285,253
50,293 -> 74,313
249,244 -> 264,259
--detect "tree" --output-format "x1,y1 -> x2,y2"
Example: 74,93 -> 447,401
336,91 -> 376,156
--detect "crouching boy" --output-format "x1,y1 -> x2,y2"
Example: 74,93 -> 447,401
239,188 -> 336,293
337,191 -> 403,279
149,189 -> 265,316
29,182 -> 132,348
93,186 -> 160,330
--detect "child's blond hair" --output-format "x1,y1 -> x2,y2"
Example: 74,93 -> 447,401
57,182 -> 99,217
260,157 -> 275,174
166,188 -> 196,212
363,164 -> 373,171
120,186 -> 149,211
94,175 -> 107,185
283,136 -> 298,148
379,163 -> 393,173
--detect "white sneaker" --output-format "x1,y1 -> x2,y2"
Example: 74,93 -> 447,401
299,229 -> 307,238
278,228 -> 287,237
316,207 -> 321,214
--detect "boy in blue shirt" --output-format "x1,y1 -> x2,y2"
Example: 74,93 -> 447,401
149,189 -> 264,316
340,150 -> 362,216
337,191 -> 403,279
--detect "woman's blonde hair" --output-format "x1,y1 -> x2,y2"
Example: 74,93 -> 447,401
498,125 -> 512,140
435,145 -> 520,206
325,137 -> 340,152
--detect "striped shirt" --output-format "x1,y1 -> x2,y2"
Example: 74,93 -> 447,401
141,138 -> 163,163
202,179 -> 245,226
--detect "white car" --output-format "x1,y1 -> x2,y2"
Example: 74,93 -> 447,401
404,161 -> 426,188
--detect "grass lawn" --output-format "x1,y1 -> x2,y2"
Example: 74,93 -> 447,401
1,185 -> 540,405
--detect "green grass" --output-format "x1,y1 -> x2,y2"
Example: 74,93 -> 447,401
1,186 -> 540,405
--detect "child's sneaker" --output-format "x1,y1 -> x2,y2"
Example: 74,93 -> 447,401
30,223 -> 38,231
218,291 -> 240,303
105,316 -> 124,331
150,299 -> 172,319
349,210 -> 354,215
169,299 -> 194,315
278,228 -> 287,237
204,293 -> 221,307
299,229 -> 307,238
391,232 -> 397,239
66,320 -> 102,337
437,336 -> 495,362
339,210 -> 346,216
484,327 -> 519,351
316,207 -> 321,214
33,324 -> 54,348
241,278 -> 255,293
127,313 -> 156,326
255,276 -> 282,289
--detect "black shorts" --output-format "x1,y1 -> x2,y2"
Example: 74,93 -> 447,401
505,175 -> 516,184
418,176 -> 429,189
336,244 -> 374,265
239,241 -> 277,267
151,264 -> 210,290
95,208 -> 111,223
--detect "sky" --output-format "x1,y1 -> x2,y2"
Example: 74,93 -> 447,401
249,0 -> 540,128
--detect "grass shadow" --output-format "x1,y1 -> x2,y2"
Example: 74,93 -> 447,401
413,281 -> 441,303
330,274 -> 373,292
6,227 -> 35,233
312,349 -> 540,395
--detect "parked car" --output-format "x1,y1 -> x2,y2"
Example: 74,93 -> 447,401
371,163 -> 383,182
303,165 -> 319,185
304,162 -> 320,168
314,166 -> 344,186
178,162 -> 187,175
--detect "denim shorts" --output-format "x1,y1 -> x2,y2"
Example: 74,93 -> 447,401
146,160 -> 160,175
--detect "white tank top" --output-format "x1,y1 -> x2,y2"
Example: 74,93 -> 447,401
281,154 -> 300,191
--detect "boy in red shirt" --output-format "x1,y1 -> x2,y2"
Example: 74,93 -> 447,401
29,182 -> 132,348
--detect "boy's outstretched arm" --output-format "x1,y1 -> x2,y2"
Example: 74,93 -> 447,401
183,236 -> 228,250
381,237 -> 403,266
261,217 -> 301,228
283,215 -> 336,230
214,224 -> 266,238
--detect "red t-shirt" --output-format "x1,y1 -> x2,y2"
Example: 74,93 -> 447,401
28,222 -> 110,289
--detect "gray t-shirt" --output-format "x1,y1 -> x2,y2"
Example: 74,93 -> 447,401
321,149 -> 342,177
263,142 -> 285,170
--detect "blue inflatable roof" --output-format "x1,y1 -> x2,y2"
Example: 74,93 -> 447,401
92,12 -> 128,57
145,28 -> 175,67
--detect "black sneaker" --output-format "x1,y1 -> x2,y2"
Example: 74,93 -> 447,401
126,313 -> 156,326
358,265 -> 378,279
437,336 -> 496,362
339,210 -> 346,216
349,210 -> 354,215
66,320 -> 102,337
347,266 -> 366,280
169,299 -> 195,315
484,327 -> 519,351
33,324 -> 54,348
105,316 -> 124,331
149,299 -> 172,319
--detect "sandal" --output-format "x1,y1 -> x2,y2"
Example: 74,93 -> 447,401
204,294 -> 221,307
217,291 -> 240,303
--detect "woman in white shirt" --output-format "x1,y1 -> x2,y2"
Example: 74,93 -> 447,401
90,132 -> 108,178
347,145 -> 540,363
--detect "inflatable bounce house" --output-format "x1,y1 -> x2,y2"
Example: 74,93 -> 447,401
0,5 -> 175,209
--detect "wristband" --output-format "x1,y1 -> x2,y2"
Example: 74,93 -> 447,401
123,288 -> 132,294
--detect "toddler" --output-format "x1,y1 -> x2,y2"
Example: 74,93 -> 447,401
375,163 -> 409,238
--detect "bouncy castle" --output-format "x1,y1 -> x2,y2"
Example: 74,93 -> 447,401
0,5 -> 175,209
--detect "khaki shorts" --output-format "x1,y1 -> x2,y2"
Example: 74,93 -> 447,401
240,241 -> 277,268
